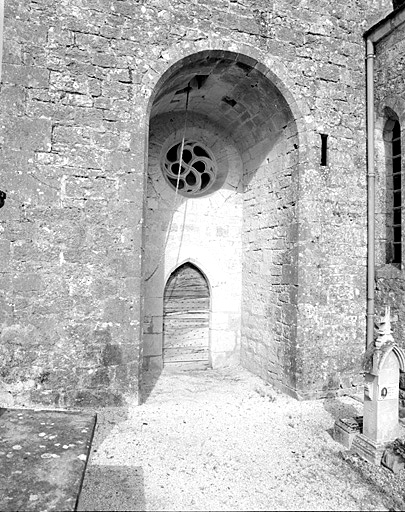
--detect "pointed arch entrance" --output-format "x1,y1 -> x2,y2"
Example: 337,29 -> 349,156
163,263 -> 210,369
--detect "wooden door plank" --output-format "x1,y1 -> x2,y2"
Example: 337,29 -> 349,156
163,263 -> 210,368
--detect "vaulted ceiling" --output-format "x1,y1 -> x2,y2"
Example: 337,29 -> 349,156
150,53 -> 293,153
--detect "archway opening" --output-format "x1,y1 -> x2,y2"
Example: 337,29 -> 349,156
142,50 -> 299,393
163,263 -> 210,370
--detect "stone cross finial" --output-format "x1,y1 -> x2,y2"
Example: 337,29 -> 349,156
375,306 -> 395,348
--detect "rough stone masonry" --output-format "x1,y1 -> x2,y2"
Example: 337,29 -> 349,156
0,0 -> 401,408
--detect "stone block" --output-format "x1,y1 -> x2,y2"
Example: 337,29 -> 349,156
143,315 -> 160,335
143,355 -> 163,371
74,107 -> 104,127
119,277 -> 139,298
106,151 -> 137,172
62,92 -> 93,108
52,125 -> 91,145
381,448 -> 405,473
102,298 -> 132,324
333,417 -> 363,449
47,26 -> 74,47
101,342 -> 123,367
143,334 -> 162,357
92,132 -> 120,150
0,408 -> 97,510
75,32 -> 110,52
151,316 -> 163,334
13,273 -> 41,292
2,64 -> 49,88
119,173 -> 143,201
351,433 -> 385,466
102,81 -> 131,101
0,240 -> 10,271
143,297 -> 163,317
0,85 -> 26,115
5,117 -> 52,152
65,175 -> 117,201
71,389 -> 123,407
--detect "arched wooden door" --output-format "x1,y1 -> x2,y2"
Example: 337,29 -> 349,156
163,263 -> 210,369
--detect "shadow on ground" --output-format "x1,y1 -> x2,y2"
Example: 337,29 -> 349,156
139,368 -> 162,404
77,465 -> 145,512
88,407 -> 129,454
323,397 -> 362,440
323,397 -> 360,421
337,450 -> 405,511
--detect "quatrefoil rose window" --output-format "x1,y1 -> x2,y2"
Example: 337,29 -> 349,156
162,140 -> 217,196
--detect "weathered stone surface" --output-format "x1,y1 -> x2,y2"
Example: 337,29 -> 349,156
0,408 -> 96,511
382,447 -> 405,473
373,13 -> 405,362
333,417 -> 363,449
0,0 -> 395,406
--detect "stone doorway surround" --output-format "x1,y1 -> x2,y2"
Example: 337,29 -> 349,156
163,262 -> 210,370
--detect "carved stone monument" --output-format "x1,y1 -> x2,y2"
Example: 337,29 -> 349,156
350,306 -> 405,465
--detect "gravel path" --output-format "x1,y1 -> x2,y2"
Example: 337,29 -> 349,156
78,366 -> 405,511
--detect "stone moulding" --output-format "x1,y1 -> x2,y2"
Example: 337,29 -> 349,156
363,342 -> 405,376
350,432 -> 386,465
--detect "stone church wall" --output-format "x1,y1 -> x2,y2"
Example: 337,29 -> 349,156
241,103 -> 299,393
0,0 -> 145,407
374,21 -> 405,349
0,0 -> 393,406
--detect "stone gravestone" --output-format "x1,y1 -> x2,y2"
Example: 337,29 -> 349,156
363,350 -> 400,442
351,307 -> 405,465
0,408 -> 97,511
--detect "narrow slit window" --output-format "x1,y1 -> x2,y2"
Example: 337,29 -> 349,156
320,134 -> 328,166
392,120 -> 402,265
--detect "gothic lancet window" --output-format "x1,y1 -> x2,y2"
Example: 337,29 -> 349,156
386,119 -> 402,266
392,121 -> 402,265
